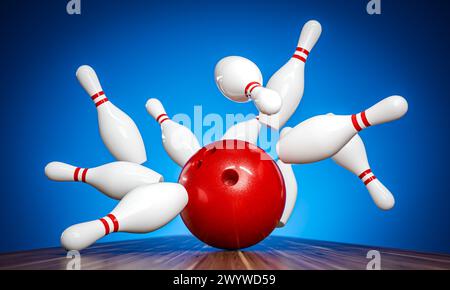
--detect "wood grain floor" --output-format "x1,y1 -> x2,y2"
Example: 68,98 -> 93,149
0,236 -> 449,270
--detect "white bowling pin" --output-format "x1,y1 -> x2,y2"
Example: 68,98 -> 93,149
276,127 -> 298,228
332,134 -> 395,210
215,56 -> 282,115
221,117 -> 261,145
146,98 -> 201,167
259,20 -> 322,130
60,182 -> 188,251
76,65 -> 147,164
45,161 -> 163,200
277,95 -> 408,164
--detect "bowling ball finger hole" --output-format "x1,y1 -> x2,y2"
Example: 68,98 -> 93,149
221,169 -> 239,186
195,160 -> 203,169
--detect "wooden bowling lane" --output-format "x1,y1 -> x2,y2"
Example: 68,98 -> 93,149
0,236 -> 449,270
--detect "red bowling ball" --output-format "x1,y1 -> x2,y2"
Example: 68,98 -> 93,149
179,140 -> 286,249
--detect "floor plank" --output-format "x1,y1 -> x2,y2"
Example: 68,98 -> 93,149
0,236 -> 448,270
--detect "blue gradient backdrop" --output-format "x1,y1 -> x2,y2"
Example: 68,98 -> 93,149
0,0 -> 449,254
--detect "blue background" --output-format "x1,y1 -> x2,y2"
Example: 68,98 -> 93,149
1,0 -> 449,254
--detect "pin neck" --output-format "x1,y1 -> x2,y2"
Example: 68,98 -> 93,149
358,169 -> 377,185
90,91 -> 109,107
292,47 -> 310,63
156,113 -> 170,124
351,111 -> 371,132
99,214 -> 119,235
244,82 -> 262,98
73,167 -> 88,182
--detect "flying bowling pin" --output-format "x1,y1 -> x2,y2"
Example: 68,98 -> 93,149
45,161 -> 163,200
259,20 -> 322,130
60,182 -> 188,251
276,127 -> 298,228
146,98 -> 201,167
215,56 -> 282,115
332,133 -> 395,210
76,65 -> 147,164
221,117 -> 261,145
277,95 -> 408,164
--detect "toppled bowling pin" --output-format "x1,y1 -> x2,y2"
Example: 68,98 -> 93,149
76,65 -> 147,164
146,98 -> 201,167
277,95 -> 408,164
215,56 -> 282,115
45,161 -> 163,200
60,182 -> 188,251
332,133 -> 395,210
259,20 -> 322,130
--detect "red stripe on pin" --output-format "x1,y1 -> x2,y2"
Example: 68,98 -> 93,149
74,167 -> 81,181
90,91 -> 105,100
107,214 -> 119,232
364,176 -> 377,185
156,114 -> 169,124
81,168 -> 88,183
351,114 -> 363,132
292,55 -> 307,63
95,98 -> 109,107
245,82 -> 261,97
100,218 -> 110,235
296,47 -> 310,55
358,169 -> 372,179
249,84 -> 260,93
361,111 -> 371,127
